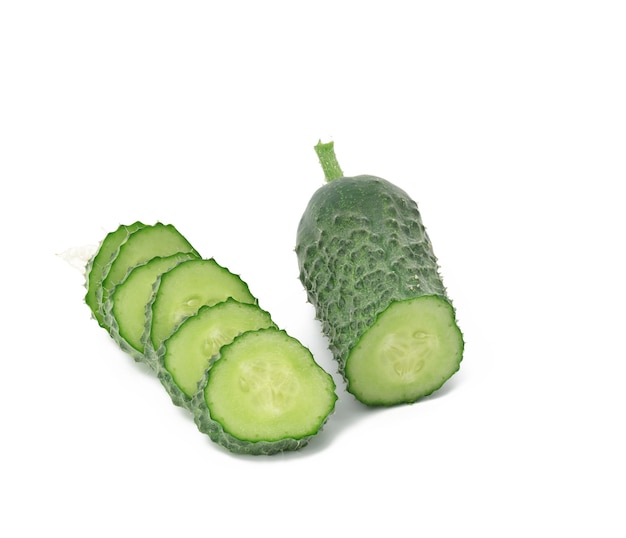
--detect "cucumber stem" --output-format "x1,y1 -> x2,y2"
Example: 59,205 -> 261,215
314,140 -> 344,182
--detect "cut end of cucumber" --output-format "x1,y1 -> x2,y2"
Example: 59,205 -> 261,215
345,296 -> 463,406
203,328 -> 337,451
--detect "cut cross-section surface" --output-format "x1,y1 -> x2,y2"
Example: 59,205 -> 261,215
192,328 -> 337,455
107,252 -> 198,364
145,258 -> 256,356
100,223 -> 199,331
345,296 -> 463,405
160,299 -> 275,407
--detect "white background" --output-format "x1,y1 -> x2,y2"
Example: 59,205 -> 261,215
2,1 -> 625,536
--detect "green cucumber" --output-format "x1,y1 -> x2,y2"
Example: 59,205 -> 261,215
100,222 -> 200,331
106,252 -> 199,365
85,221 -> 145,327
84,222 -> 336,455
190,328 -> 337,455
295,141 -> 464,406
159,299 -> 276,408
144,258 -> 257,357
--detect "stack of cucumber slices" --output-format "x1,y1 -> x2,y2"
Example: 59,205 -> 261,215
85,222 -> 337,455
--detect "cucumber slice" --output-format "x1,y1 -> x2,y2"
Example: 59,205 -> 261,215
85,221 -> 145,327
158,299 -> 276,408
191,328 -> 337,455
106,252 -> 198,364
100,223 -> 199,330
345,296 -> 464,405
145,258 -> 256,356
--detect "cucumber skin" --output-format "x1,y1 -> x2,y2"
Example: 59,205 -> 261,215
296,175 -> 463,389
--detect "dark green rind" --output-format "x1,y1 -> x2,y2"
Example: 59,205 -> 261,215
295,174 -> 463,401
85,221 -> 146,328
157,299 -> 277,410
190,328 -> 337,456
104,252 -> 199,366
159,366 -> 201,410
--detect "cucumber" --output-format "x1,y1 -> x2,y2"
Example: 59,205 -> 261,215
190,328 -> 337,455
85,221 -> 145,327
144,258 -> 257,358
295,141 -> 464,406
100,222 -> 200,331
106,252 -> 199,364
158,299 -> 276,408
84,221 -> 337,454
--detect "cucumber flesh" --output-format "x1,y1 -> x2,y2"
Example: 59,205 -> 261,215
160,299 -> 275,404
107,252 -> 198,362
192,328 -> 337,455
345,295 -> 463,405
145,258 -> 256,356
100,223 -> 199,330
85,221 -> 145,327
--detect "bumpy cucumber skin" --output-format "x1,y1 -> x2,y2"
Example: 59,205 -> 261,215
159,366 -> 198,410
190,328 -> 337,456
296,175 -> 463,399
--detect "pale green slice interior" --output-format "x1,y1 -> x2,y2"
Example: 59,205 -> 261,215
101,223 -> 198,322
110,252 -> 197,353
206,328 -> 337,443
345,295 -> 463,406
164,301 -> 275,397
149,259 -> 256,352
